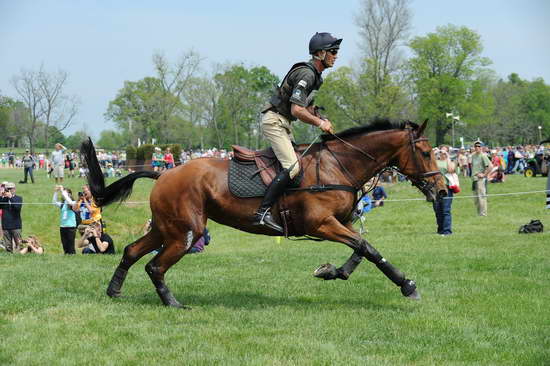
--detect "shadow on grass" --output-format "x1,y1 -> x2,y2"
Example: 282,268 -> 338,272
108,288 -> 412,312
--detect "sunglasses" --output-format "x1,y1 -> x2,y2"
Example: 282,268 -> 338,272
327,49 -> 338,55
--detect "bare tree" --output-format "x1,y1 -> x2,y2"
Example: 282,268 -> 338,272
152,50 -> 203,140
11,69 -> 44,153
355,0 -> 412,102
38,66 -> 79,151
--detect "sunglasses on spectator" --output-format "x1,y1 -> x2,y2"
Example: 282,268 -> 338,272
327,49 -> 338,55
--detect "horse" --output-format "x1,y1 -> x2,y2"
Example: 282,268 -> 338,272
80,119 -> 446,308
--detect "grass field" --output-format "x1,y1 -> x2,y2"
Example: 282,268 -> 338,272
1,167 -> 549,365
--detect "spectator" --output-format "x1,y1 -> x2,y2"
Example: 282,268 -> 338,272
51,143 -> 67,184
471,140 -> 493,216
73,184 -> 102,225
457,149 -> 469,177
152,147 -> 164,172
432,150 -> 455,236
53,185 -> 78,254
38,152 -> 45,169
19,149 -> 36,184
77,221 -> 115,254
372,183 -> 387,207
164,148 -> 175,169
106,163 -> 115,177
8,151 -> 15,168
0,182 -> 5,249
66,152 -> 76,178
19,235 -> 44,255
0,182 -> 23,253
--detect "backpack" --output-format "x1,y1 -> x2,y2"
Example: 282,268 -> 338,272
518,220 -> 544,234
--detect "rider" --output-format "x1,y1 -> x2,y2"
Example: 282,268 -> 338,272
252,32 -> 340,232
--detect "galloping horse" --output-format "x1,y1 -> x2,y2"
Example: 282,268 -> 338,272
81,119 -> 446,308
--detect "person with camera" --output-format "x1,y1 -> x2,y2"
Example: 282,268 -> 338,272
72,184 -> 101,226
77,222 -> 114,254
19,235 -> 44,255
53,185 -> 78,254
0,182 -> 23,253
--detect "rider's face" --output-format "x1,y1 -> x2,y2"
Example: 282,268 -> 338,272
324,49 -> 338,68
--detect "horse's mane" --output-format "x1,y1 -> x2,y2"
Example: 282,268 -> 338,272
321,118 -> 418,141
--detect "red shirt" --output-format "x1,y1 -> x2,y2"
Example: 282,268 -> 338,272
164,153 -> 174,164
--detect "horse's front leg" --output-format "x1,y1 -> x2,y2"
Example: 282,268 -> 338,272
310,216 -> 420,300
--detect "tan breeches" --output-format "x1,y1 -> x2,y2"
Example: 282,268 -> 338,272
261,111 -> 300,178
473,179 -> 488,216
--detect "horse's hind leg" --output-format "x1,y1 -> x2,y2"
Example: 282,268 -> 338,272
106,229 -> 162,298
145,237 -> 195,309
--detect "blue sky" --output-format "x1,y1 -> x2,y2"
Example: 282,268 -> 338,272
1,0 -> 549,136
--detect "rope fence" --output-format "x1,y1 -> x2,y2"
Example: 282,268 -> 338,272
3,189 -> 549,205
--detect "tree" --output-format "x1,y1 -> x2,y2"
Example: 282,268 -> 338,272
353,0 -> 413,118
106,77 -> 166,144
11,68 -> 44,153
97,129 -> 126,150
213,64 -> 278,148
408,25 -> 493,145
37,67 -> 79,151
65,130 -> 89,150
106,50 -> 202,145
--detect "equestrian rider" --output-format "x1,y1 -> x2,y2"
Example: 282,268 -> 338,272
252,32 -> 340,232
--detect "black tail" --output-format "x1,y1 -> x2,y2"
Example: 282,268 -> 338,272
80,138 -> 160,207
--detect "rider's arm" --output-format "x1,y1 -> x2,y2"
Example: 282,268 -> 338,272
291,104 -> 326,129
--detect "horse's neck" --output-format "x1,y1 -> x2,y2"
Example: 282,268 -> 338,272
325,130 -> 405,186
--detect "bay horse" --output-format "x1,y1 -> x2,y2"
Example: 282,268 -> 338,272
81,119 -> 446,308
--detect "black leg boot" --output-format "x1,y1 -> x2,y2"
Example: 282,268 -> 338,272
252,168 -> 291,233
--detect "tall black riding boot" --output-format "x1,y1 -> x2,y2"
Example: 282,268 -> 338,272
252,168 -> 291,233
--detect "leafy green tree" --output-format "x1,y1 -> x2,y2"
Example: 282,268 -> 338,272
65,130 -> 89,149
97,129 -> 126,150
106,77 -> 167,145
408,25 -> 493,145
213,64 -> 278,149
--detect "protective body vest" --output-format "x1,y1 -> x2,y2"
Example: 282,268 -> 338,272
266,61 -> 323,121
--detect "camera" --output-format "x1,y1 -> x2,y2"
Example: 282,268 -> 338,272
78,192 -> 84,197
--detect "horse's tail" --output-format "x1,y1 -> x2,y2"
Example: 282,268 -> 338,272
80,138 -> 160,207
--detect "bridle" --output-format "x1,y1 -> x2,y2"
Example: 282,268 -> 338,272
398,127 -> 441,196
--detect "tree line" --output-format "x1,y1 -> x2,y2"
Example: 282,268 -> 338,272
1,0 -> 549,152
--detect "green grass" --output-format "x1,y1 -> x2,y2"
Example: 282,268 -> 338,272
1,167 -> 549,365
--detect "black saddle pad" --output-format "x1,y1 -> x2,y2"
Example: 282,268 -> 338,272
228,160 -> 267,198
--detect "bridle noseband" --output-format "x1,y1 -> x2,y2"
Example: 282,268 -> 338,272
401,127 -> 441,195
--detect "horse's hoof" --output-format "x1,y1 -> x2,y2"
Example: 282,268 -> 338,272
406,289 -> 421,300
166,301 -> 190,309
313,263 -> 338,280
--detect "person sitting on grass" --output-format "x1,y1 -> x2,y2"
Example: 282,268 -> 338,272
19,235 -> 44,255
77,222 -> 115,254
372,182 -> 388,207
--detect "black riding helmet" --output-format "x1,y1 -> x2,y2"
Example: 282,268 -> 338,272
309,32 -> 343,54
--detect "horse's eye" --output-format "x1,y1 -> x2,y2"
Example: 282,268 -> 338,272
422,151 -> 431,158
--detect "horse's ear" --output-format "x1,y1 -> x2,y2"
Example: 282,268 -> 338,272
416,119 -> 428,137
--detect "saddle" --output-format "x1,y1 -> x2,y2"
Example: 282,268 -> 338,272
232,145 -> 289,186
228,145 -> 302,198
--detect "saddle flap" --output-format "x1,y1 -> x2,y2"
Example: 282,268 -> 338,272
232,145 -> 276,162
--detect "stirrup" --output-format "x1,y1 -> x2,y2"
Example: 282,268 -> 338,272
253,209 -> 283,233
